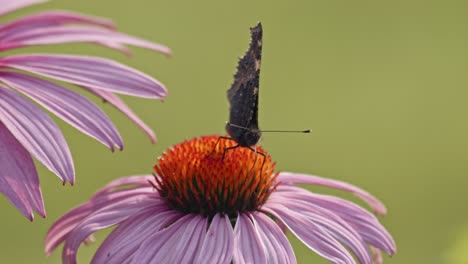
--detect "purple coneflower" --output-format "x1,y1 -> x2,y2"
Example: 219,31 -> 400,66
46,136 -> 396,264
0,0 -> 170,220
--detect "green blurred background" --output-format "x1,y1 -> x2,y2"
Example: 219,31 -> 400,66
1,0 -> 468,263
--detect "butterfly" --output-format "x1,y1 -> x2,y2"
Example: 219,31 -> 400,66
218,22 -> 310,160
224,22 -> 263,152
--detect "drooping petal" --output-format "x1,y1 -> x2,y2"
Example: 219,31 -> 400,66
91,175 -> 154,199
268,192 -> 372,264
233,213 -> 268,264
133,214 -> 207,263
81,87 -> 156,143
193,213 -> 235,264
0,0 -> 47,16
371,247 -> 384,264
97,42 -> 132,56
0,84 -> 74,184
174,216 -> 208,264
274,185 -> 396,255
92,209 -> 181,264
263,204 -> 356,264
0,10 -> 122,53
62,194 -> 159,264
45,204 -> 92,256
0,25 -> 171,55
1,54 -> 167,98
0,121 -> 45,220
253,212 -> 296,264
45,187 -> 157,255
277,172 -> 387,215
0,10 -> 115,35
0,72 -> 123,151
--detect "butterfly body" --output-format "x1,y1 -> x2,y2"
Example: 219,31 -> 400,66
226,23 -> 263,148
226,124 -> 261,147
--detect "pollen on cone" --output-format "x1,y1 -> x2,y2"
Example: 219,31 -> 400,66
153,135 -> 278,217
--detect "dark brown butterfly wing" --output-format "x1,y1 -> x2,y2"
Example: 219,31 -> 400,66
226,23 -> 263,146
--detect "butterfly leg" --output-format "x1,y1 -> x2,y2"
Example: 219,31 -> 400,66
248,146 -> 267,172
208,136 -> 233,158
222,144 -> 240,160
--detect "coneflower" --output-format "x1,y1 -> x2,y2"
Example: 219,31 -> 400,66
46,136 -> 396,264
0,0 -> 170,220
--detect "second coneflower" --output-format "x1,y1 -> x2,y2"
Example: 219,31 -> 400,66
46,136 -> 396,264
0,0 -> 170,220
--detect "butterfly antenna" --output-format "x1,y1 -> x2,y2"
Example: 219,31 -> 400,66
261,129 -> 311,133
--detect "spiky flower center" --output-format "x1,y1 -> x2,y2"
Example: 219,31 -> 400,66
153,135 -> 278,218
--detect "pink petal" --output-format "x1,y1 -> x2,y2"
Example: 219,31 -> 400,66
277,172 -> 387,215
253,212 -> 296,264
0,0 -> 47,16
0,11 -> 115,34
176,216 -> 209,264
0,84 -> 74,184
268,193 -> 372,264
0,72 -> 123,151
371,247 -> 384,264
81,87 -> 157,143
0,10 -> 122,53
97,42 -> 132,56
62,194 -> 158,264
263,204 -> 356,264
91,175 -> 154,199
134,214 -> 207,263
1,54 -> 167,98
45,204 -> 92,256
92,209 -> 181,264
233,213 -> 268,264
0,25 -> 171,55
194,213 -> 235,264
0,122 -> 45,220
275,185 -> 396,255
45,186 -> 156,255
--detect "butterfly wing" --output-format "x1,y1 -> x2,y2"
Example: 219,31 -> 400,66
227,23 -> 263,131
